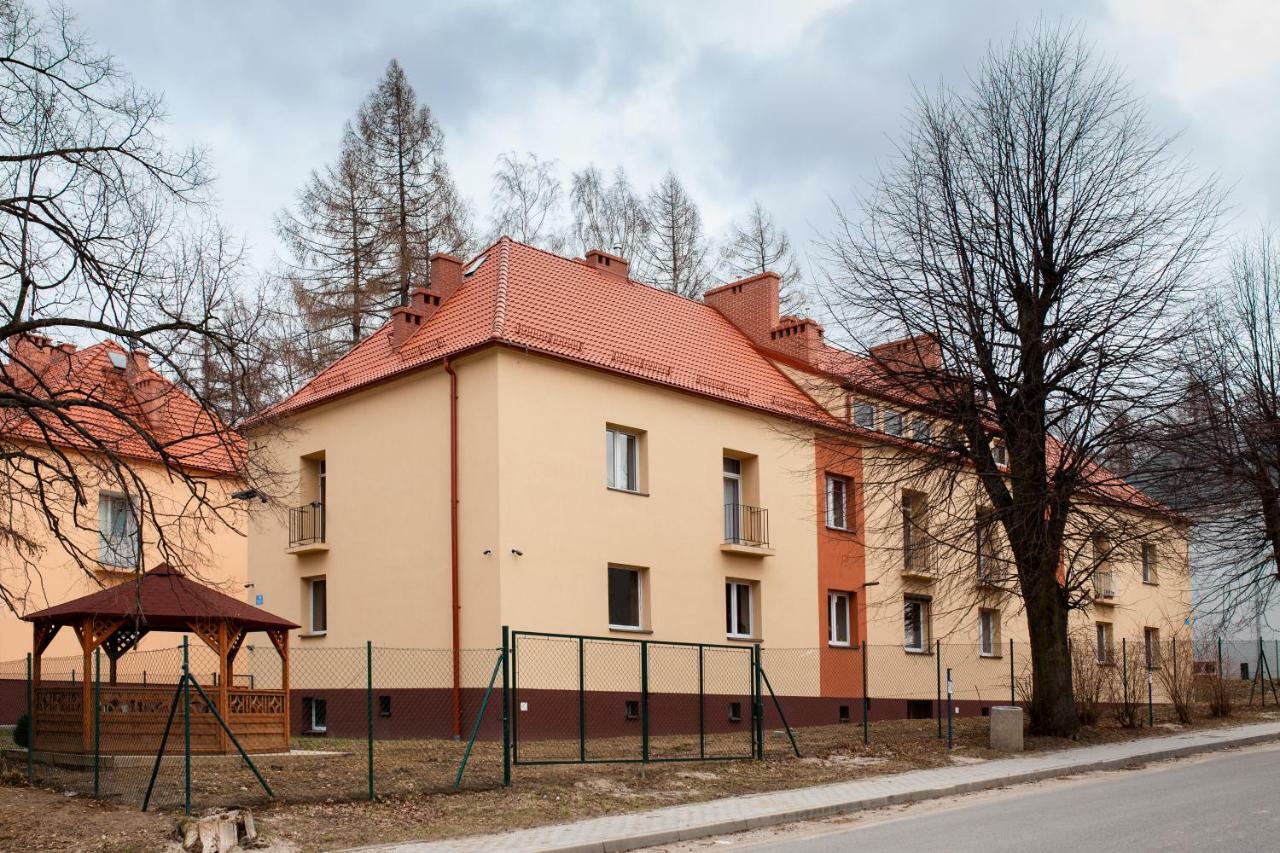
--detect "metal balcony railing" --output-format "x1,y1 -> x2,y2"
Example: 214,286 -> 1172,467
289,501 -> 325,548
724,504 -> 769,548
1094,570 -> 1117,600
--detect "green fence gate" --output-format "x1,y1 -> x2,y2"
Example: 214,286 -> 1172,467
509,630 -> 771,765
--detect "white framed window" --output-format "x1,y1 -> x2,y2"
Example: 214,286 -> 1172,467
98,491 -> 139,568
608,566 -> 644,630
306,576 -> 327,634
979,609 -> 999,657
852,402 -> 877,430
1096,622 -> 1114,664
825,474 -> 851,530
828,591 -> 851,646
903,596 -> 930,651
911,417 -> 933,443
991,441 -> 1008,467
305,697 -> 327,733
725,580 -> 754,639
976,508 -> 997,582
883,409 -> 904,437
902,491 -> 930,574
1141,543 -> 1158,584
1144,626 -> 1161,669
606,427 -> 640,492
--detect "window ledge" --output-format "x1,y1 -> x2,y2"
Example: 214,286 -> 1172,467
825,525 -> 857,535
608,625 -> 652,635
903,648 -> 933,655
979,653 -> 1004,660
725,635 -> 760,644
721,542 -> 775,558
607,486 -> 650,497
288,542 -> 329,556
1143,580 -> 1160,587
299,631 -> 327,640
828,642 -> 852,649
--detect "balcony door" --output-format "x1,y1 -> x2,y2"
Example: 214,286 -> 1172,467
723,457 -> 741,542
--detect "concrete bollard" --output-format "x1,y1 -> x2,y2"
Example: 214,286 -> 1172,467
989,705 -> 1024,752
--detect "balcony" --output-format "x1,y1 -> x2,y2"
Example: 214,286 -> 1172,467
1093,570 -> 1117,604
722,504 -> 773,557
288,501 -> 327,554
902,545 -> 937,581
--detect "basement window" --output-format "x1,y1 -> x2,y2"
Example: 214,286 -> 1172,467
728,702 -> 742,722
304,697 -> 327,734
624,700 -> 639,720
379,696 -> 391,718
838,705 -> 850,723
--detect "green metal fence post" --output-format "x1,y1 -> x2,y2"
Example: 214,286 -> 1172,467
697,644 -> 705,761
93,648 -> 100,797
25,652 -> 31,782
946,667 -> 953,750
367,640 -> 374,801
1147,659 -> 1154,727
861,642 -> 869,746
747,640 -> 757,753
501,626 -> 511,786
183,636 -> 191,816
1009,639 -> 1015,706
1217,636 -> 1223,689
640,640 -> 650,763
935,639 -> 942,738
1122,637 -> 1128,716
578,636 -> 586,763
510,632 -> 519,764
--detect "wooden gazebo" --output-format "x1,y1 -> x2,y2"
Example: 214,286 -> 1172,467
24,564 -> 299,755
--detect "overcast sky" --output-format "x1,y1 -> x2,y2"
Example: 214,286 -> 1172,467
73,0 -> 1280,284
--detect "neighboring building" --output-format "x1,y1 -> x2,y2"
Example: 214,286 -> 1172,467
247,238 -> 1191,723
0,335 -> 249,664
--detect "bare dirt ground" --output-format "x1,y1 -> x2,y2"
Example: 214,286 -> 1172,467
2,703 -> 1277,852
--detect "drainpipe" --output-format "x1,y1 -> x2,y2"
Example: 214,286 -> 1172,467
445,356 -> 462,738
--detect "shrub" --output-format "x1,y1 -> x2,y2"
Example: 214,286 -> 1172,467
1071,636 -> 1111,726
12,713 -> 29,748
1154,637 -> 1196,724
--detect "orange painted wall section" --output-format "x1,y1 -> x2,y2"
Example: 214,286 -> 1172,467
816,438 -> 866,697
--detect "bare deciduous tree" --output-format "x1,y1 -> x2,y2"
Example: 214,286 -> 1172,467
1156,230 -> 1280,633
0,1 -> 269,608
640,170 -> 712,298
719,200 -> 804,312
820,25 -> 1218,735
569,164 -> 649,260
488,151 -> 566,252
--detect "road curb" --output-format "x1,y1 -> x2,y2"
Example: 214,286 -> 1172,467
350,726 -> 1280,853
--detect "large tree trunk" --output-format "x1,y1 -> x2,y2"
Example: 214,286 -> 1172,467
1023,556 -> 1078,736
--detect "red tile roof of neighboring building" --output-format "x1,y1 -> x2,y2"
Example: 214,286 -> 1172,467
262,238 -> 840,427
0,338 -> 244,476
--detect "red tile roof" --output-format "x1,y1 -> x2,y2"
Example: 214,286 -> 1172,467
262,238 -> 839,427
0,339 -> 243,476
24,563 -> 297,631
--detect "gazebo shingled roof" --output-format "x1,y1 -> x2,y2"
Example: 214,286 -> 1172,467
23,563 -> 298,632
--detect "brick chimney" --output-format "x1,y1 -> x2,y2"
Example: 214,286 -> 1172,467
768,317 -> 825,364
868,334 -> 941,373
584,248 -> 629,279
124,349 -> 173,436
704,273 -> 780,345
4,333 -> 58,387
429,253 -> 465,301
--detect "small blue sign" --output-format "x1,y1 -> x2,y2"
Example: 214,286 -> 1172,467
255,594 -> 264,606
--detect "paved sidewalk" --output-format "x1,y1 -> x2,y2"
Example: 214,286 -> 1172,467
352,721 -> 1280,853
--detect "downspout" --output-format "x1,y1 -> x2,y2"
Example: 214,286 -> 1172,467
445,356 -> 462,738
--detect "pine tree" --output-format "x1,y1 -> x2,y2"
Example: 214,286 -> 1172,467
719,201 -> 805,312
639,171 -> 712,298
275,126 -> 389,367
358,59 -> 471,305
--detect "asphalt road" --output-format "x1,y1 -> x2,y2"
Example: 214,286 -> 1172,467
735,745 -> 1280,853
